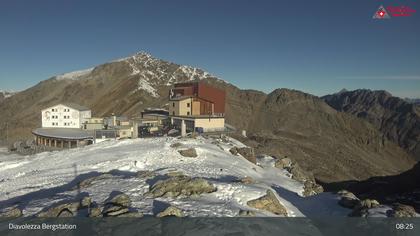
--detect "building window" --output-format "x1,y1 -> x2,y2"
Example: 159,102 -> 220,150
187,112 -> 190,115
172,102 -> 175,107
187,103 -> 190,107
172,111 -> 175,115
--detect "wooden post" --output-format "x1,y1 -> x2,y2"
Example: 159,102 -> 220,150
61,140 -> 64,148
54,139 -> 57,148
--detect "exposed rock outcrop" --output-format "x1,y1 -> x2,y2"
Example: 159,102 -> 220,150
102,193 -> 142,217
156,206 -> 184,217
136,170 -> 157,179
238,209 -> 256,217
233,147 -> 256,164
338,190 -> 360,209
37,201 -> 83,217
178,148 -> 197,158
170,142 -> 183,148
302,180 -> 324,197
247,190 -> 287,216
0,207 -> 23,218
147,175 -> 216,198
239,176 -> 255,184
349,199 -> 381,217
387,203 -> 417,217
274,157 -> 292,169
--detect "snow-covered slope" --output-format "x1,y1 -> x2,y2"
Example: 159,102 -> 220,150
0,136 -> 349,217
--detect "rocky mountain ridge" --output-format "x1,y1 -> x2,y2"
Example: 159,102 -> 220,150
0,52 -> 416,184
322,89 -> 420,160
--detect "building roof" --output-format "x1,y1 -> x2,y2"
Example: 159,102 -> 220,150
32,128 -> 94,140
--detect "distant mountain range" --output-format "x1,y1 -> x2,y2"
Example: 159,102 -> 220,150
323,89 -> 420,160
0,52 -> 416,186
404,98 -> 420,105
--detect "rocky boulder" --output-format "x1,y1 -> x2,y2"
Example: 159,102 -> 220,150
157,206 -> 184,217
147,176 -> 216,198
356,199 -> 380,209
239,176 -> 255,184
89,207 -> 103,217
238,209 -> 256,217
247,190 -> 288,216
229,147 -> 238,155
136,170 -> 156,179
338,190 -> 360,209
274,157 -> 292,169
81,196 -> 92,208
107,193 -> 131,208
37,201 -> 82,217
285,163 -> 309,183
387,203 -> 417,217
102,193 -> 141,217
349,199 -> 381,217
0,207 -> 23,218
236,147 -> 256,164
178,148 -> 198,158
170,142 -> 183,148
302,180 -> 324,197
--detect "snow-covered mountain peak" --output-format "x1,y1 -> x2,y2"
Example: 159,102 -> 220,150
46,51 -> 224,98
133,51 -> 153,58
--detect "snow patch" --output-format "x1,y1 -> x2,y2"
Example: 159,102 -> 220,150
54,68 -> 94,80
0,90 -> 17,99
135,79 -> 159,98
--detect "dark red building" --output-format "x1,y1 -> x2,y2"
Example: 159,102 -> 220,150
169,82 -> 226,116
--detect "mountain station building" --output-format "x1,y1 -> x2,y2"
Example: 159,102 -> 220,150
168,82 -> 226,135
33,103 -> 94,148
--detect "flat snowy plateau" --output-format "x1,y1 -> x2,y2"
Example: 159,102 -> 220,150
0,136 -> 351,217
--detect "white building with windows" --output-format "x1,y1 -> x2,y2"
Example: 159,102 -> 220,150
41,103 -> 92,128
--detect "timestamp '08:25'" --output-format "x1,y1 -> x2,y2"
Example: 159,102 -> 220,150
395,223 -> 414,230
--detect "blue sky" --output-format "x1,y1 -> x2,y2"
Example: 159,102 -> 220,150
0,0 -> 419,97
